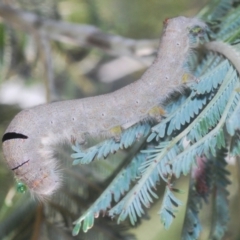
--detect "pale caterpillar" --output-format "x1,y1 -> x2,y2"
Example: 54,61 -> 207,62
2,16 -> 216,198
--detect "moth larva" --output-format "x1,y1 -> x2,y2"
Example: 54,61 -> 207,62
2,17 -> 208,198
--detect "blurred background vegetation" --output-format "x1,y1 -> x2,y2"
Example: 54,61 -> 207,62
4,0 -> 240,240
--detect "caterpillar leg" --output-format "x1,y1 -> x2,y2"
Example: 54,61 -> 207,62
182,72 -> 199,84
110,126 -> 122,142
71,135 -> 77,145
71,132 -> 88,146
148,106 -> 165,122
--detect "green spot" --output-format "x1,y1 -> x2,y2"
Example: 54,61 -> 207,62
190,26 -> 203,34
16,182 -> 27,193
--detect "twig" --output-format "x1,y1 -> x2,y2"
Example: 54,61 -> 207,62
31,204 -> 44,240
37,31 -> 57,102
0,4 -> 158,57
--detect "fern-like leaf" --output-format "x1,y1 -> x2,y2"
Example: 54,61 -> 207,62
72,123 -> 151,165
159,186 -> 182,229
72,153 -> 147,235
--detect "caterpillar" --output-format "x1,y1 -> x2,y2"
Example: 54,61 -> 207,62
2,16 -> 220,198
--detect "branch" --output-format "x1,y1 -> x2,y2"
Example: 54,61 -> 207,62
0,4 -> 158,57
37,31 -> 57,102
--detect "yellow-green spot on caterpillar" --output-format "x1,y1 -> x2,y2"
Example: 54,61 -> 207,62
109,126 -> 122,141
148,106 -> 165,120
181,73 -> 193,83
190,26 -> 204,35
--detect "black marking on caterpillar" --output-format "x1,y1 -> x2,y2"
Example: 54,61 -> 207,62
11,160 -> 30,171
2,132 -> 28,142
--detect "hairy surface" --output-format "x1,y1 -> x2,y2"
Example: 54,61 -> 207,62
2,16 -> 208,198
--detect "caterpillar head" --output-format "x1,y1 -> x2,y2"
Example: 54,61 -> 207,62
2,109 -> 62,200
163,16 -> 209,47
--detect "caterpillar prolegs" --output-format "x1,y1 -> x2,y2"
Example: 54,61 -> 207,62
2,16 -> 234,199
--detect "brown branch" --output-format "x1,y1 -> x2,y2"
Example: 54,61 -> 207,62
37,31 -> 57,102
30,204 -> 44,240
0,4 -> 158,57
